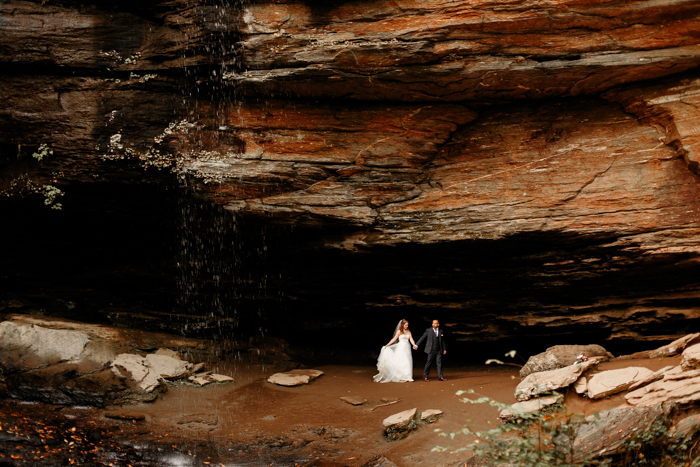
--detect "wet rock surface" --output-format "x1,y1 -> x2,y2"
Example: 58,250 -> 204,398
0,314 -> 219,407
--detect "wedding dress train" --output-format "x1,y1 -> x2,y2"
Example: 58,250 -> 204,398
373,334 -> 413,383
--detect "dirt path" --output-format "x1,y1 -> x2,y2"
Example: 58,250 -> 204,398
0,356 -> 682,466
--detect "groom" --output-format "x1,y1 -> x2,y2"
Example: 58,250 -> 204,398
414,319 -> 447,381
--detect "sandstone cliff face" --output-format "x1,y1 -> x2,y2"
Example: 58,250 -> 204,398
2,0 -> 700,351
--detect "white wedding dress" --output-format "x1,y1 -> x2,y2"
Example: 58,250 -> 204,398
373,334 -> 414,382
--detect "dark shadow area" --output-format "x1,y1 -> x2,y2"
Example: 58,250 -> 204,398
2,180 -> 700,364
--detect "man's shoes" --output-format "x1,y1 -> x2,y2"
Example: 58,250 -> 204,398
438,377 -> 447,381
423,378 -> 430,382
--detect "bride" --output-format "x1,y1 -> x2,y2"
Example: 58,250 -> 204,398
373,319 -> 416,383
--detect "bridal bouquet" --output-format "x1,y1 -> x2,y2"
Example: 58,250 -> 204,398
575,353 -> 588,363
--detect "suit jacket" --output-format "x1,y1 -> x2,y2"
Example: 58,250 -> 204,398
415,327 -> 446,354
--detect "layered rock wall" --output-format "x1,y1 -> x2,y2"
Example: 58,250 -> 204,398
2,0 -> 700,349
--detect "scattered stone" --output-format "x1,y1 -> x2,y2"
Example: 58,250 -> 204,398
515,358 -> 602,401
361,455 -> 398,467
340,396 -> 366,406
191,362 -> 206,373
267,369 -> 323,387
145,353 -> 192,379
153,348 -> 181,359
382,408 -> 417,440
420,409 -> 443,423
499,394 -> 563,422
681,344 -> 700,371
649,333 -> 700,359
573,376 -> 587,395
628,365 -> 675,391
8,300 -> 24,308
104,411 -> 145,421
380,397 -> 399,403
572,403 -> 673,462
520,345 -> 612,379
262,415 -> 276,420
208,374 -> 234,383
586,367 -> 653,399
188,375 -> 213,386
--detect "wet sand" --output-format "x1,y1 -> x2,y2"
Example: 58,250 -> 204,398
0,356 -> 682,466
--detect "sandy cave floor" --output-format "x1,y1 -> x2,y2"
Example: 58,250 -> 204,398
0,356 -> 682,467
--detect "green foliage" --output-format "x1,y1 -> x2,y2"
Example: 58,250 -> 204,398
437,392 -> 605,467
43,185 -> 64,210
440,391 -> 700,467
32,143 -> 53,161
616,415 -> 700,467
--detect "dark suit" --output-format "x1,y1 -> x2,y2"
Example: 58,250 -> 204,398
415,327 -> 446,379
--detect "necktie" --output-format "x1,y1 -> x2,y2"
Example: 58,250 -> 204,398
434,328 -> 438,336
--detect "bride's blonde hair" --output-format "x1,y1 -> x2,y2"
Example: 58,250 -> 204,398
399,319 -> 409,333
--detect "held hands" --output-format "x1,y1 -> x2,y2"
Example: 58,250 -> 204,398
443,350 -> 447,355
413,345 -> 418,350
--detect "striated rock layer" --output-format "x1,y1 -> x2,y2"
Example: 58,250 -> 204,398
2,0 -> 700,351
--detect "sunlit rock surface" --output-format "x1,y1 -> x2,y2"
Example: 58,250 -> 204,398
2,0 -> 700,352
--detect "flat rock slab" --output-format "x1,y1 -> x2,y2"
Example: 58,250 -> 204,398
628,365 -> 675,392
420,409 -> 443,423
267,369 -> 323,387
587,367 -> 653,399
104,411 -> 145,421
650,333 -> 700,358
499,394 -> 563,421
573,376 -> 587,394
520,345 -> 611,379
626,367 -> 700,407
681,344 -> 700,371
188,373 -> 233,386
340,396 -> 366,406
383,408 -> 417,440
515,358 -> 602,401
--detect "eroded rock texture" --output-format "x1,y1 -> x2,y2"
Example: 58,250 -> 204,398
2,0 -> 700,353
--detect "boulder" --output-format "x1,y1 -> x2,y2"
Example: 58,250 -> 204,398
111,354 -> 162,393
573,377 -> 587,395
420,409 -> 443,423
681,344 -> 700,371
520,345 -> 612,379
515,358 -> 602,401
267,369 -> 323,387
145,354 -> 192,379
572,403 -> 673,462
499,394 -> 563,422
382,408 -> 417,440
340,396 -> 366,406
649,334 -> 700,358
586,367 -> 653,399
